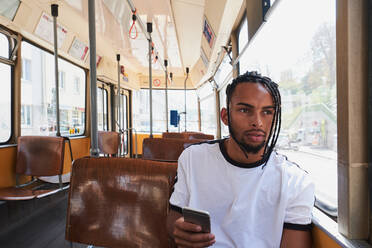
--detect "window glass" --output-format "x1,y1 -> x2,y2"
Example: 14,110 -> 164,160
21,41 -> 86,137
0,62 -> 11,142
200,95 -> 216,136
214,54 -> 232,88
238,18 -> 248,55
133,89 -> 198,133
238,0 -> 337,212
168,90 -> 198,132
197,82 -> 213,100
0,33 -> 9,58
97,87 -> 108,131
21,58 -> 31,81
0,0 -> 20,20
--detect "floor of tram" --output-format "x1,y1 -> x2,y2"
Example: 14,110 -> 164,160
0,190 -> 101,248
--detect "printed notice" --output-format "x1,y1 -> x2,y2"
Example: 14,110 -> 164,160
34,13 -> 67,48
203,16 -> 215,48
69,37 -> 89,61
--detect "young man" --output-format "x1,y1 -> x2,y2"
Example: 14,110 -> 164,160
167,71 -> 315,248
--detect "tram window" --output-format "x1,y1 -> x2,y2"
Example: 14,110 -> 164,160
214,54 -> 232,88
133,89 -> 166,133
197,82 -> 213,100
237,0 -> 337,213
0,64 -> 11,143
238,17 -> 248,56
21,41 -> 86,137
0,33 -> 9,57
74,77 -> 80,94
97,87 -> 108,131
133,89 -> 198,133
200,95 -> 216,136
21,59 -> 31,81
168,90 -> 198,132
0,0 -> 20,20
0,33 -> 11,143
59,71 -> 66,90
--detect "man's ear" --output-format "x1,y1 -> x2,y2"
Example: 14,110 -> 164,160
221,107 -> 229,126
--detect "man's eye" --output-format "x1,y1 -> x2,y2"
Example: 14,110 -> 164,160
263,110 -> 273,115
239,109 -> 249,113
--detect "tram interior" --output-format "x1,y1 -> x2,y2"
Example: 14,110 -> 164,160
0,0 -> 371,247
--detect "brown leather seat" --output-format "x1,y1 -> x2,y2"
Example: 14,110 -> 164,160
66,157 -> 177,248
142,138 -> 204,162
98,131 -> 120,156
184,132 -> 214,140
162,131 -> 214,140
0,136 -> 67,200
162,132 -> 185,139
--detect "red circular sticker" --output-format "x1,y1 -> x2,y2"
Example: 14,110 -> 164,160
153,79 -> 161,87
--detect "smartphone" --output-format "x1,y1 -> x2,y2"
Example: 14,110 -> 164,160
182,207 -> 211,233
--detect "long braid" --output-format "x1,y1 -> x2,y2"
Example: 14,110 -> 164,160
225,71 -> 282,167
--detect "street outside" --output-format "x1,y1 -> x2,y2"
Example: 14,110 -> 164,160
277,146 -> 337,211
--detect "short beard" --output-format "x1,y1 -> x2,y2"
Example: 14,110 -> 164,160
239,140 -> 265,154
229,122 -> 266,154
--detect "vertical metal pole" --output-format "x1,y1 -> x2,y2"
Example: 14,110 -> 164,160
184,67 -> 189,132
165,60 -> 169,132
147,22 -> 153,138
51,4 -> 60,137
88,0 -> 99,156
117,55 -> 122,156
117,55 -> 121,133
110,84 -> 116,131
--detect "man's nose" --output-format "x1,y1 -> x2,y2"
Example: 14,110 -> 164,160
251,113 -> 263,127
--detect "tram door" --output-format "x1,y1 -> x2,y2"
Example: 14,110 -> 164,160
119,89 -> 130,157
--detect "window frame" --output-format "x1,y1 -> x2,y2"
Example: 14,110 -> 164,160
21,38 -> 88,138
0,29 -> 15,145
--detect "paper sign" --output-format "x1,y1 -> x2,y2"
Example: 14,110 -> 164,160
34,13 -> 67,48
203,16 -> 215,48
69,37 -> 89,61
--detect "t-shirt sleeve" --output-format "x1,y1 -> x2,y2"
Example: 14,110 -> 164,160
169,151 -> 190,213
284,171 -> 315,231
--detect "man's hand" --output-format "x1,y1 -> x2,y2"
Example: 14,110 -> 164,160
172,217 -> 215,248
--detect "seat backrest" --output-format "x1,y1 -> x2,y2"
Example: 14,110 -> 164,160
186,132 -> 214,140
66,157 -> 177,248
162,132 -> 185,139
15,136 -> 65,176
97,131 -> 120,155
142,138 -> 203,161
162,131 -> 214,140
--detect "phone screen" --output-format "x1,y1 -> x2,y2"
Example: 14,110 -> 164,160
182,207 -> 211,233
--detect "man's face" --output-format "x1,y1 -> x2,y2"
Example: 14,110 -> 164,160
221,82 -> 275,154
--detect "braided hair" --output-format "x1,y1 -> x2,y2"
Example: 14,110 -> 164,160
225,71 -> 281,166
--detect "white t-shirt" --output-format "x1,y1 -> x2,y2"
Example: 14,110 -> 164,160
169,139 -> 315,248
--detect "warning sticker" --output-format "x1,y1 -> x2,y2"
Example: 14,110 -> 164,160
153,79 -> 161,87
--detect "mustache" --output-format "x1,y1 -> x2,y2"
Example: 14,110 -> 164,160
244,129 -> 267,136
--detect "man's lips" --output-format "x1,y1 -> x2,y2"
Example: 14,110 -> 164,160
245,130 -> 266,143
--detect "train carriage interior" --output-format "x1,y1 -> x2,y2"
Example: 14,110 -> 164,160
0,0 -> 371,247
